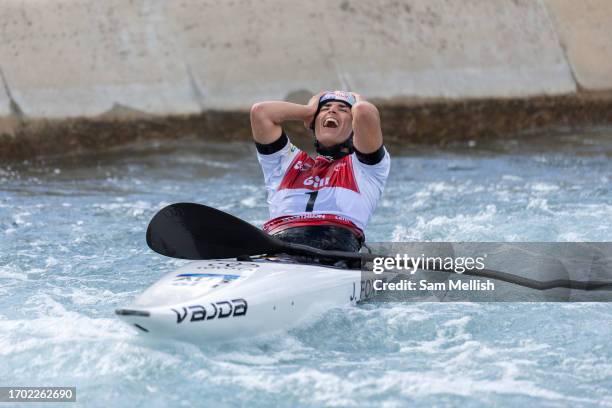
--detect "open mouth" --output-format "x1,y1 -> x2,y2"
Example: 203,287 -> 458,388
323,117 -> 339,128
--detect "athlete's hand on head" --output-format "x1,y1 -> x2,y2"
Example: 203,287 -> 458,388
304,91 -> 326,129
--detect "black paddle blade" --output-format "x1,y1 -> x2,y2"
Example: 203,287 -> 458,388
146,203 -> 284,259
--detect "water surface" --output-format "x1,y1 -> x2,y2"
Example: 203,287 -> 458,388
1,132 -> 611,407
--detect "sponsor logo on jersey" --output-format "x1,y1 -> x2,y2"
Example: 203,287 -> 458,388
303,175 -> 330,188
333,162 -> 346,172
293,160 -> 312,171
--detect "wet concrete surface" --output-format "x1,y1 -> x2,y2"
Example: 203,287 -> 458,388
1,92 -> 612,160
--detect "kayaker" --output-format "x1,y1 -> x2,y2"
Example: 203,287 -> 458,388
250,91 -> 390,253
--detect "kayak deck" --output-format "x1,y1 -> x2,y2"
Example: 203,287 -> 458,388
116,257 -> 365,343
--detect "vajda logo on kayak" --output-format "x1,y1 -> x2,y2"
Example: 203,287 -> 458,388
172,298 -> 248,323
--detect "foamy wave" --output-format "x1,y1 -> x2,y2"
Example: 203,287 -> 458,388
392,205 -> 498,241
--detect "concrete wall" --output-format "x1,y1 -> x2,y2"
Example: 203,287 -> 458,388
1,0 -> 610,120
545,0 -> 612,91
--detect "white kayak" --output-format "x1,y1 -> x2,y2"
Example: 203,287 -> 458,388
116,257 -> 378,343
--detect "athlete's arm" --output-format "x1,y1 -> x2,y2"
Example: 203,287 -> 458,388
351,93 -> 383,154
250,93 -> 322,144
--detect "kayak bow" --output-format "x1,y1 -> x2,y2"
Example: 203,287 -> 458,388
116,258 -> 368,342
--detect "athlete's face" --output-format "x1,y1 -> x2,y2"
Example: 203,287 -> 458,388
314,101 -> 353,147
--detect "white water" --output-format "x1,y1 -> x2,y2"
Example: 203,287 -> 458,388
1,134 -> 611,406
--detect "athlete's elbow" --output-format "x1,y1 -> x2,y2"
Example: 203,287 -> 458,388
250,102 -> 277,130
250,102 -> 268,120
352,101 -> 380,122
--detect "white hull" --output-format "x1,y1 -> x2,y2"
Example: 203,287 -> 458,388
116,259 -> 375,343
